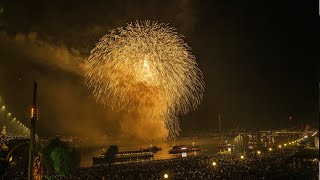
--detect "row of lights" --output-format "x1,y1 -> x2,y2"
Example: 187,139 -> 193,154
0,97 -> 30,134
209,145 -> 317,179
209,145 -> 286,170
208,133 -> 317,178
188,142 -> 318,180
278,135 -> 309,149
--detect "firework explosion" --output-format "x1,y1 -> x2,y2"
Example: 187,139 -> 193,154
84,21 -> 204,140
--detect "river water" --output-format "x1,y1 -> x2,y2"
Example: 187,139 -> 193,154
80,137 -> 221,167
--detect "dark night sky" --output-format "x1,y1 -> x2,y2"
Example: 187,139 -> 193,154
0,0 -> 318,138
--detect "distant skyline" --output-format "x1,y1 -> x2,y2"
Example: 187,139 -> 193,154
0,0 -> 318,139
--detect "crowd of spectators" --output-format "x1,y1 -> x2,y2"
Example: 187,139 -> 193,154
1,134 -> 28,143
44,147 -> 318,180
0,134 -> 29,152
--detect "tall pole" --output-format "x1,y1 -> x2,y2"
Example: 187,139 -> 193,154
219,114 -> 222,144
28,81 -> 37,180
2,100 -> 7,136
3,100 -> 6,122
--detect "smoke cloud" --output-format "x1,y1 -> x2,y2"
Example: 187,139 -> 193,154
0,31 -> 116,144
0,31 -> 83,75
0,0 -> 199,143
0,31 -> 171,143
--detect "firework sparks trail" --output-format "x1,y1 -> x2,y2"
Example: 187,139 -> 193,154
84,21 -> 204,140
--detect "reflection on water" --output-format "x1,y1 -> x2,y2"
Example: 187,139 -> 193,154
80,137 -> 220,167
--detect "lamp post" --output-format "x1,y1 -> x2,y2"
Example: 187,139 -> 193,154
28,81 -> 38,180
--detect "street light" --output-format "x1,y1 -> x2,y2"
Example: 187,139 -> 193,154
278,145 -> 282,148
164,174 -> 168,179
240,155 -> 244,159
257,151 -> 261,155
269,148 -> 272,151
212,162 -> 217,166
284,144 -> 287,147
